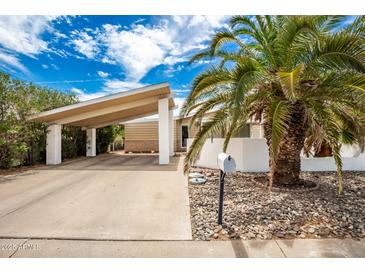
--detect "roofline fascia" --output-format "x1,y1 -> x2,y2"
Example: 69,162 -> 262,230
28,82 -> 170,121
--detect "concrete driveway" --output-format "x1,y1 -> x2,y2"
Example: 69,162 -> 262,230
0,153 -> 192,240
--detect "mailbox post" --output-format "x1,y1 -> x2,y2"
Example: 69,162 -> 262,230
218,169 -> 226,225
217,153 -> 236,225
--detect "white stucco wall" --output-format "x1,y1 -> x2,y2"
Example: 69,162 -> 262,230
187,138 -> 365,172
187,138 -> 268,171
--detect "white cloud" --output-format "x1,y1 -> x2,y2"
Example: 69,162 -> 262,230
41,64 -> 48,69
70,87 -> 82,94
111,16 -> 227,80
71,87 -> 109,101
102,79 -> 145,92
97,71 -> 109,78
172,97 -> 186,116
71,30 -> 99,59
0,16 -> 57,57
51,63 -> 59,70
0,16 -> 61,73
100,24 -> 166,81
72,16 -> 228,81
197,60 -> 211,65
0,50 -> 28,73
71,79 -> 146,101
164,64 -> 185,77
101,56 -> 116,65
54,31 -> 67,39
173,88 -> 190,95
163,56 -> 186,66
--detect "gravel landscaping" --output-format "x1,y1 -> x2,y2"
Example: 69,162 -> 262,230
189,167 -> 365,241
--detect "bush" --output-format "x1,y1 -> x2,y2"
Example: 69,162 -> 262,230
0,70 -> 86,168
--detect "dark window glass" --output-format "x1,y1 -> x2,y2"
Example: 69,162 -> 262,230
181,125 -> 189,147
233,124 -> 251,137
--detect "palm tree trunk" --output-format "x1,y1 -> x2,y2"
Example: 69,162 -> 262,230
265,102 -> 307,187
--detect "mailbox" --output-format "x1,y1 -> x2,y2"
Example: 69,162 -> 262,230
217,153 -> 236,225
217,153 -> 236,173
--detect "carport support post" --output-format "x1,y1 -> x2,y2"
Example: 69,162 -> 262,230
46,124 -> 62,165
86,128 -> 96,157
169,109 -> 174,156
158,97 -> 170,164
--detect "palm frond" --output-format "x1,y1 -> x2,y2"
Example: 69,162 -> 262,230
184,109 -> 230,172
305,32 -> 365,74
278,63 -> 304,100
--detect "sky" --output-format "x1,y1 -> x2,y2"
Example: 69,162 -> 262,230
0,15 -> 230,113
0,15 -> 356,116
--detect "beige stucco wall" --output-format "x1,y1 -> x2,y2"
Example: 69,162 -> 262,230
124,116 -> 198,153
250,123 -> 264,138
175,117 -> 200,152
124,113 -> 258,153
124,117 -> 202,153
124,121 -> 159,152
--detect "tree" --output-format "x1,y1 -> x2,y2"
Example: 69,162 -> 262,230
182,16 -> 365,193
0,70 -> 84,168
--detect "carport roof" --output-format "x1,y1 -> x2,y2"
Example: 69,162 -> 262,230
28,82 -> 175,128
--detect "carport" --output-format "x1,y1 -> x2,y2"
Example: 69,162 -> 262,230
28,82 -> 175,165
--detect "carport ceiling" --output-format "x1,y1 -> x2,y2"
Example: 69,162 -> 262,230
28,82 -> 175,128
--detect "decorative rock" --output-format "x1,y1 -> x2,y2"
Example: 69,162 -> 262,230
247,232 -> 255,239
188,168 -> 365,241
276,232 -> 285,238
319,228 -> 330,237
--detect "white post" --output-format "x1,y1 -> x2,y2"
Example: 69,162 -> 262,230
46,124 -> 62,165
158,97 -> 170,164
86,128 -> 96,157
169,109 -> 174,156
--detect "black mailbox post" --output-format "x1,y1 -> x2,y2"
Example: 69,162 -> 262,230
218,169 -> 226,225
217,153 -> 236,225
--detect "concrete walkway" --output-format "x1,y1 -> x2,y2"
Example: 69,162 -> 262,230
0,154 -> 191,241
0,238 -> 364,258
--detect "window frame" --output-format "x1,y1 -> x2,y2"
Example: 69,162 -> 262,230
181,125 -> 189,148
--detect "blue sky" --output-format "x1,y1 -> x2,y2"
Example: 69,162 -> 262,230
0,15 -> 229,110
0,15 -> 356,113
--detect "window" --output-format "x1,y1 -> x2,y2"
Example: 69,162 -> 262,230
233,124 -> 251,137
181,125 -> 189,148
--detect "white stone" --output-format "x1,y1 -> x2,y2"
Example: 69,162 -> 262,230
189,178 -> 206,184
189,172 -> 204,178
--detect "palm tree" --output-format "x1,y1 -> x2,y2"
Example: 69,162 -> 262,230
182,16 -> 365,193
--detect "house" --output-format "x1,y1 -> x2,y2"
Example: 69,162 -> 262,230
27,81 -> 365,172
123,113 -> 264,153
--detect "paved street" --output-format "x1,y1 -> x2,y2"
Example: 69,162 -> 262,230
1,238 -> 364,258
